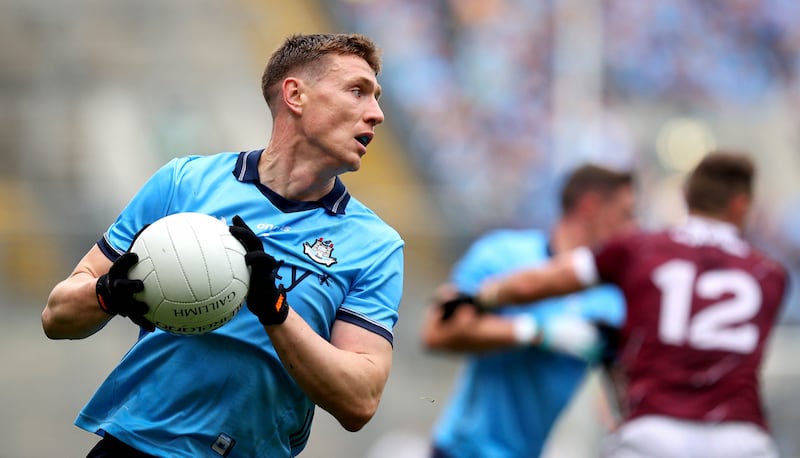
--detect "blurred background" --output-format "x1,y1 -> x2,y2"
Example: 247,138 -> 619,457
2,0 -> 799,456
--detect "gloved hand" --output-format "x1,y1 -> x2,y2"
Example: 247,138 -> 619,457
96,246 -> 155,332
229,215 -> 288,326
438,293 -> 489,322
537,315 -> 604,362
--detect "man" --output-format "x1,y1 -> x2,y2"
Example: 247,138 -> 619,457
42,33 -> 404,457
461,151 -> 787,457
422,164 -> 636,457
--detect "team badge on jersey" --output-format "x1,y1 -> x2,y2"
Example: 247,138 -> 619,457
303,237 -> 338,266
211,432 -> 236,456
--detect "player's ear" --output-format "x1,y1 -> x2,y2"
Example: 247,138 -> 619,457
727,192 -> 751,230
282,77 -> 304,114
576,192 -> 601,218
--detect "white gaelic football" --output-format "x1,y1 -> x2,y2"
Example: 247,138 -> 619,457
128,212 -> 250,335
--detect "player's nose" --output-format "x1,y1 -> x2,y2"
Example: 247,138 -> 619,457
364,97 -> 384,127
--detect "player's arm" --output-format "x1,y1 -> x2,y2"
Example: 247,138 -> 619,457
421,283 -> 530,352
476,247 -> 598,307
42,245 -> 114,339
43,227 -> 154,339
228,215 -> 394,431
423,282 -> 609,361
266,315 -> 392,432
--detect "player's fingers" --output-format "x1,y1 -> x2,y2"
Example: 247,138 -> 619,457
231,215 -> 247,228
430,283 -> 461,307
229,226 -> 263,252
447,299 -> 484,322
110,252 -> 139,277
129,313 -> 155,332
112,279 -> 144,296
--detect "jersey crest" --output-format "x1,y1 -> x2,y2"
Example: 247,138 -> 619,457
303,237 -> 338,266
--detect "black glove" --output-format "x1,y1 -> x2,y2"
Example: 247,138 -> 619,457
439,293 -> 487,322
229,215 -> 288,326
96,251 -> 155,332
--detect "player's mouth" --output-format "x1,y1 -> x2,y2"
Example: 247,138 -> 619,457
355,134 -> 372,147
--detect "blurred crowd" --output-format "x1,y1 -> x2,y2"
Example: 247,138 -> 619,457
327,0 -> 800,321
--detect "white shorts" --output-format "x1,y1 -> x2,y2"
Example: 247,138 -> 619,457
601,415 -> 778,458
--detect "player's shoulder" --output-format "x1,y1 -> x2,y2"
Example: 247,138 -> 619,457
624,227 -> 684,255
596,228 -> 656,255
156,152 -> 239,179
748,245 -> 790,279
624,227 -> 670,244
474,228 -> 546,247
460,229 -> 547,262
340,194 -> 404,245
169,151 -> 239,168
158,152 -> 249,189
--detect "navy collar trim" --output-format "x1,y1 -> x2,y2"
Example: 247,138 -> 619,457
233,149 -> 350,215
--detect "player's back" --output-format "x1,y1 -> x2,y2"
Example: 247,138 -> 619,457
594,216 -> 788,428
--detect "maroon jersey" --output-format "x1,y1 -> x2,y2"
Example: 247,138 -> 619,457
593,217 -> 788,429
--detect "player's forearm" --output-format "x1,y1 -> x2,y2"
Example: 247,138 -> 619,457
266,310 -> 389,432
42,274 -> 112,339
478,252 -> 586,306
422,310 -> 522,353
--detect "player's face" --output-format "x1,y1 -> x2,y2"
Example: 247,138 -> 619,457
592,185 -> 637,242
300,54 -> 384,174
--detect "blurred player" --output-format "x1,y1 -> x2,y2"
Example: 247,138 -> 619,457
422,164 -> 636,457
41,33 -> 404,457
463,151 -> 787,457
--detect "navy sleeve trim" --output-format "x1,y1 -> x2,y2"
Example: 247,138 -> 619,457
289,407 -> 314,453
335,308 -> 394,346
97,235 -> 123,262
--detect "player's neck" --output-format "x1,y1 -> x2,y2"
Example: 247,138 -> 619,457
549,218 -> 590,254
687,210 -> 745,233
257,149 -> 336,202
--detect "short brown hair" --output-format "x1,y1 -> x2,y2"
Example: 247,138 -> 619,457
261,33 -> 382,109
684,151 -> 754,214
560,164 -> 634,213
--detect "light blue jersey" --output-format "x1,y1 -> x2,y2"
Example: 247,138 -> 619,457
432,229 -> 623,458
76,150 -> 404,457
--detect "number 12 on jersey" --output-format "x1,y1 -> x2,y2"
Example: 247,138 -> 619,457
653,259 -> 761,354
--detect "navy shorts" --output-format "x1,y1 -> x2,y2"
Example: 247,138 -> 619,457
87,434 -> 158,458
